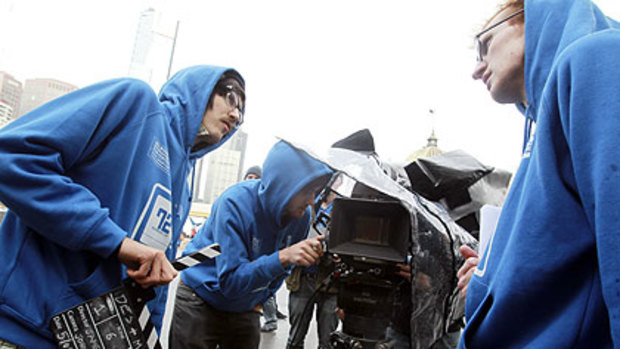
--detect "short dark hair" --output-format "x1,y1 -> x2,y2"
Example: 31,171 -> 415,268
206,70 -> 246,111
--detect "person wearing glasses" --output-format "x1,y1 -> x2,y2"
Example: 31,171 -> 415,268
457,0 -> 620,347
168,140 -> 333,349
0,65 -> 244,348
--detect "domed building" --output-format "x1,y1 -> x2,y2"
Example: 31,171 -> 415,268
406,130 -> 444,163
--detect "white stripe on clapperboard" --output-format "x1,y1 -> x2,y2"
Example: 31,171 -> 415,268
139,307 -> 149,329
148,329 -> 159,349
138,306 -> 160,349
175,244 -> 221,269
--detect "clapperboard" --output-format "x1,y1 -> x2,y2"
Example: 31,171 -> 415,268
50,243 -> 221,349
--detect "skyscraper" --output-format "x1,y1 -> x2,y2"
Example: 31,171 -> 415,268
19,78 -> 77,116
128,8 -> 178,91
193,130 -> 248,205
0,101 -> 13,128
0,71 -> 22,123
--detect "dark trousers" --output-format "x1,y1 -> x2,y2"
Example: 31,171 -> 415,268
169,282 -> 261,349
287,273 -> 338,349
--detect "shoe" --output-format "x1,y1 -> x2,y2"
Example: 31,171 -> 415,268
261,322 -> 277,332
276,310 -> 287,320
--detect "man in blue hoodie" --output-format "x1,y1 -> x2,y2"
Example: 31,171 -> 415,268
456,0 -> 620,347
0,65 -> 245,348
168,140 -> 333,349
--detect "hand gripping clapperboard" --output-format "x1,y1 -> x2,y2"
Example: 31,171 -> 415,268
49,243 -> 221,349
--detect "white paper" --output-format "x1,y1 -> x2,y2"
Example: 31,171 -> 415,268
478,205 -> 502,257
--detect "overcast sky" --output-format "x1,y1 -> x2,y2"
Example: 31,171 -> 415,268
2,0 -> 619,174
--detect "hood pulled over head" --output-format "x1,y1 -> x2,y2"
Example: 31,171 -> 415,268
259,141 -> 332,226
524,0 -> 619,120
158,65 -> 245,158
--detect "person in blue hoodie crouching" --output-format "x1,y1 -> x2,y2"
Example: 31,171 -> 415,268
457,0 -> 620,348
0,65 -> 245,348
169,140 -> 333,349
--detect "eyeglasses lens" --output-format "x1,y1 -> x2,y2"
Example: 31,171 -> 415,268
226,91 -> 244,125
474,9 -> 523,62
476,38 -> 485,62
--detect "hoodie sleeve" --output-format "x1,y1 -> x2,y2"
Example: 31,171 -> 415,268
554,32 -> 620,344
0,79 -> 155,257
210,195 -> 287,299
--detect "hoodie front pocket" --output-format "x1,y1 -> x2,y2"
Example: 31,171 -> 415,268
51,260 -> 121,317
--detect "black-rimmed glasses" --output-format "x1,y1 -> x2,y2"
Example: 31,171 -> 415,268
475,8 -> 524,61
223,85 -> 245,126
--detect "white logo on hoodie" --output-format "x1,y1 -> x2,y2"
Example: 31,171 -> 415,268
522,122 -> 537,159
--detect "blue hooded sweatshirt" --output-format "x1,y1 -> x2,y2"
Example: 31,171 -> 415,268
181,140 -> 332,312
460,1 -> 620,348
0,65 -> 241,348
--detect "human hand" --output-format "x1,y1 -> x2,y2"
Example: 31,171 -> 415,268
395,263 -> 412,282
456,245 -> 480,299
117,238 -> 178,288
279,235 -> 324,267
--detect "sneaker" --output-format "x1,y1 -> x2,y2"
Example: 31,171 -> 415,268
261,322 -> 277,332
276,310 -> 287,320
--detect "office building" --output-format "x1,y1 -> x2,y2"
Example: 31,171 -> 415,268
128,7 -> 178,91
193,130 -> 248,205
0,71 -> 22,122
0,101 -> 13,128
19,78 -> 77,116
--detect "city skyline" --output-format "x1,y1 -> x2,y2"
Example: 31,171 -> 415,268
2,0 -> 619,173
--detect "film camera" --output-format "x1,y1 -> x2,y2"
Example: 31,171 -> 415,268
284,139 -> 488,349
325,196 -> 411,349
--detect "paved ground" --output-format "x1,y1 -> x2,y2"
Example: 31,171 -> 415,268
160,278 -> 320,348
257,287 -> 321,349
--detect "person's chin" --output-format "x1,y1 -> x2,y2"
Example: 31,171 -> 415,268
196,133 -> 222,147
490,86 -> 507,104
491,91 -> 516,104
208,132 -> 224,144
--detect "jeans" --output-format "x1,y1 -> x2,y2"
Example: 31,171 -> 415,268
262,295 -> 278,327
287,272 -> 338,349
169,282 -> 261,349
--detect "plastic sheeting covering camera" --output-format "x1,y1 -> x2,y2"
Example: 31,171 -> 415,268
280,138 -> 478,349
405,149 -> 512,238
